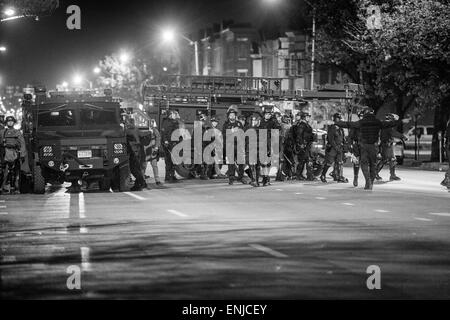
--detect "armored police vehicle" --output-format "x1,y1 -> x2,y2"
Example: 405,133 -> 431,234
20,88 -> 130,193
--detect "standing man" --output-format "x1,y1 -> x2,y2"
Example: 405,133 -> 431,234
222,105 -> 245,185
348,110 -> 364,187
335,108 -> 399,190
442,116 -> 450,189
209,117 -> 226,179
125,117 -> 147,191
375,113 -> 407,181
161,110 -> 180,183
292,112 -> 314,181
320,113 -> 348,183
0,115 -> 27,194
280,115 -> 294,180
259,106 -> 281,186
144,119 -> 162,186
247,113 -> 261,187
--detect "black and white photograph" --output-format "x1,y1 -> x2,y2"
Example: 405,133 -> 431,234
0,0 -> 449,307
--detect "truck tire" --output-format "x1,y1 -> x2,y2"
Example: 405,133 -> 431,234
33,165 -> 46,194
99,178 -> 112,191
19,172 -> 32,194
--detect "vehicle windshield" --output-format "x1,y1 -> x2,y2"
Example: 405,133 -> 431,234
80,108 -> 118,126
38,110 -> 76,127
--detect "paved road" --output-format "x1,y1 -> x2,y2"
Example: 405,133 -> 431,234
1,166 -> 449,299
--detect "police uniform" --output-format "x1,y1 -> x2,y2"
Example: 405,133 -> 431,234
125,120 -> 146,191
0,116 -> 27,193
280,115 -> 294,179
376,114 -> 405,181
161,111 -> 180,182
292,112 -> 314,181
246,114 -> 261,187
336,109 -> 398,190
349,111 -> 364,186
258,107 -> 281,186
222,105 -> 245,185
321,113 -> 348,183
444,119 -> 450,189
143,123 -> 162,185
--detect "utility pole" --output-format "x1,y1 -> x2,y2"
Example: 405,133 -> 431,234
310,7 -> 316,91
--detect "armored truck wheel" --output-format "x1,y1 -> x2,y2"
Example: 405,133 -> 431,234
99,177 -> 112,191
33,165 -> 46,194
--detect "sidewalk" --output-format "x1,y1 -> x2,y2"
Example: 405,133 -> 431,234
401,159 -> 449,172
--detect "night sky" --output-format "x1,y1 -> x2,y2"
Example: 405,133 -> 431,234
0,0 -> 299,88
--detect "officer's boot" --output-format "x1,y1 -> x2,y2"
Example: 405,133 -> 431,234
250,166 -> 259,187
353,165 -> 360,187
389,164 -> 401,181
306,161 -> 314,181
337,164 -> 348,183
375,161 -> 383,181
361,166 -> 373,190
245,167 -> 253,181
200,165 -> 209,180
297,161 -> 306,180
320,165 -> 329,183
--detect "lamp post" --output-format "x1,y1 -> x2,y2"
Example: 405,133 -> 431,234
162,28 -> 199,76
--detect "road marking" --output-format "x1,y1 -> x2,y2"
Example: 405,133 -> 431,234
429,213 -> 450,217
341,203 -> 355,206
315,197 -> 326,200
249,244 -> 288,258
0,200 -> 5,203
375,209 -> 390,213
295,193 -> 303,195
80,227 -> 88,234
0,212 -> 8,215
56,227 -> 68,234
275,189 -> 283,191
124,192 -> 146,201
79,193 -> 86,219
2,256 -> 16,263
167,209 -> 188,218
414,218 -> 432,222
0,205 -> 6,208
81,247 -> 91,271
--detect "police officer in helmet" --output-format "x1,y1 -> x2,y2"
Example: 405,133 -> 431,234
0,115 -> 27,194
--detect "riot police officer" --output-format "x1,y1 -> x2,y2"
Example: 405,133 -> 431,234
0,115 -> 27,194
348,110 -> 364,186
442,117 -> 450,189
247,113 -> 261,187
280,114 -> 294,180
320,113 -> 348,183
161,110 -> 180,183
335,108 -> 399,190
375,113 -> 406,181
222,105 -> 245,185
292,112 -> 314,181
258,106 -> 281,186
125,117 -> 147,191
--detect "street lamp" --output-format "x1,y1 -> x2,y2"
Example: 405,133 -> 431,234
93,67 -> 101,74
161,27 -> 199,76
72,74 -> 92,89
4,8 -> 16,17
119,52 -> 130,64
0,46 -> 6,52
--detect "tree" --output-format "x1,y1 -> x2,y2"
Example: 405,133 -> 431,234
308,0 -> 449,160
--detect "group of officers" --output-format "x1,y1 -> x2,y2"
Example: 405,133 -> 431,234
155,104 -> 450,191
1,106 -> 450,193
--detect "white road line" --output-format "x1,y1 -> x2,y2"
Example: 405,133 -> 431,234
375,209 -> 390,213
315,197 -> 326,200
429,213 -> 450,217
0,205 -> 6,208
0,212 -> 8,215
342,203 -> 355,206
275,189 -> 283,191
124,192 -> 146,201
79,193 -> 86,219
414,218 -> 432,222
2,256 -> 16,263
81,247 -> 91,271
249,244 -> 288,259
167,209 -> 188,218
56,227 -> 68,234
0,200 -> 5,203
80,227 -> 88,234
295,192 -> 303,195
